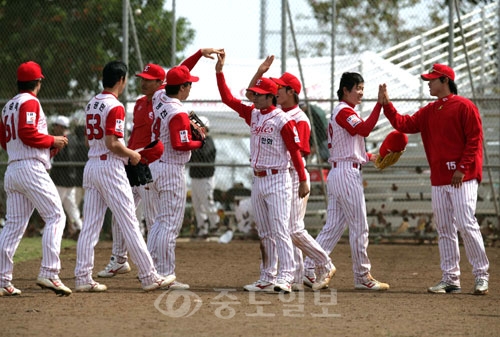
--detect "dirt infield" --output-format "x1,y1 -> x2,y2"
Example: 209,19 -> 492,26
2,239 -> 499,337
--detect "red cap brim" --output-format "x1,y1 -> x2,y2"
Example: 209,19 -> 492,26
139,140 -> 164,163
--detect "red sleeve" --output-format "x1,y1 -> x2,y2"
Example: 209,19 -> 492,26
169,113 -> 203,151
216,72 -> 254,125
335,103 -> 381,137
0,120 -> 6,150
457,101 -> 483,173
383,102 -> 421,134
106,105 -> 125,137
180,49 -> 202,71
281,121 -> 306,181
17,99 -> 54,148
295,120 -> 311,156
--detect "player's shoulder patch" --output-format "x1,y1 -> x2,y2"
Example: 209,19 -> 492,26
26,112 -> 36,125
346,114 -> 362,128
115,119 -> 124,133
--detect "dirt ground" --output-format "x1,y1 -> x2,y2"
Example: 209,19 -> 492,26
2,238 -> 499,337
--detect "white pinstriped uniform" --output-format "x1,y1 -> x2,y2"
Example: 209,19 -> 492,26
286,106 -> 334,284
250,108 -> 296,283
432,178 -> 489,285
146,93 -> 191,277
110,184 -> 156,260
0,93 -> 66,286
304,101 -> 373,285
75,93 -> 162,287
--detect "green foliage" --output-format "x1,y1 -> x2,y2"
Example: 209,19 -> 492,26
0,0 -> 195,100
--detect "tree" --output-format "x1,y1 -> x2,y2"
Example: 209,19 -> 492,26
0,0 -> 194,103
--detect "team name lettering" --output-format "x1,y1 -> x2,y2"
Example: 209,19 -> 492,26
252,124 -> 274,134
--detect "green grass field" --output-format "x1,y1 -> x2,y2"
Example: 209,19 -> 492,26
13,237 -> 77,263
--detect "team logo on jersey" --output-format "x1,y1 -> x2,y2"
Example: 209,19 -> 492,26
26,112 -> 36,125
180,129 -> 189,143
149,111 -> 154,120
346,114 -> 362,127
115,119 -> 124,133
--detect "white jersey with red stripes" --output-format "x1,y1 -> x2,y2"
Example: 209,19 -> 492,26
151,92 -> 191,164
85,93 -> 127,163
328,101 -> 369,165
250,107 -> 293,170
2,93 -> 51,168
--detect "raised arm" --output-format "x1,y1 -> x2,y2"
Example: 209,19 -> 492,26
245,55 -> 275,100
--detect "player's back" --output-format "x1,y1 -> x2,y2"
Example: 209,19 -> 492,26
85,92 -> 126,162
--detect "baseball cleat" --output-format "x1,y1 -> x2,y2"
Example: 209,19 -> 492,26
75,282 -> 108,292
243,280 -> 275,292
303,275 -> 316,288
163,280 -> 190,290
355,274 -> 390,291
36,277 -> 72,296
473,279 -> 488,295
274,279 -> 291,294
97,256 -> 131,278
427,281 -> 461,294
312,266 -> 336,291
143,275 -> 176,292
0,284 -> 21,296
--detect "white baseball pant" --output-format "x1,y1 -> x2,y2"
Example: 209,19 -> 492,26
0,159 -> 66,286
431,179 -> 489,285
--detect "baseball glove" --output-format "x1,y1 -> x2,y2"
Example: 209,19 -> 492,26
189,111 -> 206,142
374,151 -> 404,170
125,161 -> 153,187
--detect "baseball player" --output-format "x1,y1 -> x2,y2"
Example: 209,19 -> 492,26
303,72 -> 390,291
216,51 -> 310,294
147,48 -> 223,290
246,56 -> 336,291
97,63 -> 165,279
380,64 -> 489,295
74,60 -> 175,292
0,61 -> 72,296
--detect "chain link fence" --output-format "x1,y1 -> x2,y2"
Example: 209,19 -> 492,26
1,0 -> 498,237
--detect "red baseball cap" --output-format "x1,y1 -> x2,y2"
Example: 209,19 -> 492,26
17,61 -> 45,82
421,64 -> 455,81
271,72 -> 301,94
136,63 -> 166,82
139,140 -> 164,164
166,65 -> 199,85
247,77 -> 278,95
379,130 -> 408,157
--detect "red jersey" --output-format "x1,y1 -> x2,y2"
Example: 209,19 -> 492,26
127,94 -> 155,150
383,94 -> 483,186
